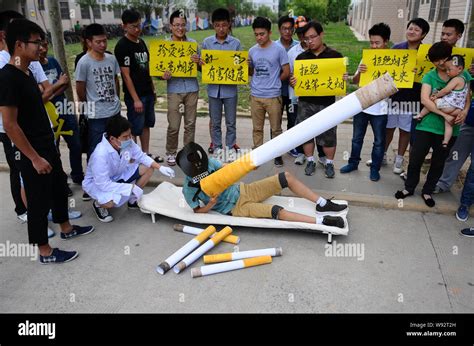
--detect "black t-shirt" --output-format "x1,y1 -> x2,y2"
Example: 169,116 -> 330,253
114,37 -> 153,99
296,45 -> 343,106
0,64 -> 55,152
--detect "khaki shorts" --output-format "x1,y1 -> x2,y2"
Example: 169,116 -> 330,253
231,175 -> 283,218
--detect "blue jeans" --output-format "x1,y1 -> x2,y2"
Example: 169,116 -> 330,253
88,113 -> 121,156
209,95 -> 237,149
57,114 -> 83,183
348,112 -> 388,171
460,154 -> 474,207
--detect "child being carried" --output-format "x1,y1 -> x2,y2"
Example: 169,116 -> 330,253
414,54 -> 470,147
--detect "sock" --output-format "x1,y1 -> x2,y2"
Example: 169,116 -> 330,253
326,159 -> 334,164
396,154 -> 403,162
316,216 -> 324,224
316,196 -> 327,207
307,156 -> 315,162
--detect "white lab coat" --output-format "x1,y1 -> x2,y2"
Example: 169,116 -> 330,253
82,134 -> 154,206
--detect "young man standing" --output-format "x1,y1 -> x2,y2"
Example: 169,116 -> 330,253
0,19 -> 94,264
162,10 -> 201,166
75,23 -> 121,157
290,21 -> 346,178
248,16 -> 290,167
340,23 -> 391,182
114,9 -> 163,164
83,116 -> 174,222
39,39 -> 84,185
202,8 -> 241,160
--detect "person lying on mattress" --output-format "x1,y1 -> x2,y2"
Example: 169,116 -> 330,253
176,142 -> 347,228
83,116 -> 175,223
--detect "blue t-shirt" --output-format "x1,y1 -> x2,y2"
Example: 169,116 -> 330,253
182,158 -> 240,214
41,56 -> 67,109
249,41 -> 289,98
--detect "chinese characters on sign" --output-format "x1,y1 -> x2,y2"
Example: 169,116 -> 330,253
201,50 -> 249,85
415,44 -> 474,83
359,49 -> 416,88
149,40 -> 198,77
294,58 -> 346,96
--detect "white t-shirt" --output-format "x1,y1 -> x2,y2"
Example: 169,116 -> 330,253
288,43 -> 306,104
0,50 -> 48,133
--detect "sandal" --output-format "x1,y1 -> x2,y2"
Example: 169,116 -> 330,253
148,153 -> 164,163
422,194 -> 435,207
395,190 -> 413,199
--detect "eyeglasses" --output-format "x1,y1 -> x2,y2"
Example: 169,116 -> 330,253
303,34 -> 319,43
24,40 -> 42,46
280,26 -> 294,32
214,23 -> 229,29
172,24 -> 186,28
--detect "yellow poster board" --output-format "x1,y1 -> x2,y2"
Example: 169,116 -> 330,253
201,50 -> 248,84
149,40 -> 198,77
294,58 -> 346,96
415,44 -> 474,83
359,49 -> 417,88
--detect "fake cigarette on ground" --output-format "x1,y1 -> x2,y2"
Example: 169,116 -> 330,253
173,224 -> 240,244
173,226 -> 233,274
156,225 -> 216,275
203,247 -> 282,264
191,255 -> 273,278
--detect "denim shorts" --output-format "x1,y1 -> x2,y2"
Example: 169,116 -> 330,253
117,167 -> 141,184
125,94 -> 156,136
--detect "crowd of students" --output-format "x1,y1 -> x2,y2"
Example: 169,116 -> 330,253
1,8 -> 473,265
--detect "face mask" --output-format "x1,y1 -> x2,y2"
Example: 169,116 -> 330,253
119,139 -> 132,150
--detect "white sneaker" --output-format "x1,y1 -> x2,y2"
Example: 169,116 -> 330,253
47,227 -> 55,238
214,148 -> 224,161
226,148 -> 236,162
393,157 -> 404,174
166,154 -> 176,166
92,201 -> 113,223
295,153 -> 306,165
17,212 -> 28,223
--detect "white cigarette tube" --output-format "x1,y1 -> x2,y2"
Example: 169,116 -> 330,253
191,255 -> 272,278
203,247 -> 282,264
199,73 -> 398,197
156,225 -> 216,275
173,226 -> 233,274
173,224 -> 240,244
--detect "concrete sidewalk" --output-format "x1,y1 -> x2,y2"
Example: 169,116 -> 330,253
1,111 -> 461,214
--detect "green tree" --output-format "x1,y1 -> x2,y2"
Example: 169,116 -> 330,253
327,0 -> 351,22
291,0 -> 327,23
256,5 -> 277,23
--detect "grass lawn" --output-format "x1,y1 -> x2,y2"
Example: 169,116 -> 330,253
63,22 -> 367,112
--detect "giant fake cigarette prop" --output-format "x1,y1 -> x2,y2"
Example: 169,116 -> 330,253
173,226 -> 233,274
191,255 -> 272,278
199,74 -> 398,197
173,224 -> 240,245
156,225 -> 216,275
203,247 -> 282,264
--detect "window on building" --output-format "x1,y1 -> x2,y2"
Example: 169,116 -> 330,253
92,5 -> 101,19
59,1 -> 70,20
38,0 -> 45,11
412,0 -> 420,18
80,5 -> 90,19
113,7 -> 122,19
428,0 -> 437,21
437,0 -> 450,21
102,5 -> 106,12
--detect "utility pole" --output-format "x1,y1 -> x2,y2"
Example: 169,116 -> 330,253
46,0 -> 75,103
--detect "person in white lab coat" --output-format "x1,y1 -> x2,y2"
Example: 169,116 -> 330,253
83,116 -> 175,222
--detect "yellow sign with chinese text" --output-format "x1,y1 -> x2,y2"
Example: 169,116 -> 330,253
149,40 -> 198,77
201,50 -> 248,85
294,58 -> 346,96
359,49 -> 417,88
415,44 -> 474,83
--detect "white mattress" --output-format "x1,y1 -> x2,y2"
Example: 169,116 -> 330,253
139,182 -> 349,236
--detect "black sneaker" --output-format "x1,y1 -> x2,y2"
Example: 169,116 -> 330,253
325,162 -> 335,178
92,201 -> 113,222
128,201 -> 139,209
82,192 -> 91,201
316,199 -> 348,215
60,225 -> 95,240
274,156 -> 283,167
67,184 -> 73,197
40,248 -> 78,264
305,161 -> 316,176
322,216 -> 345,229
